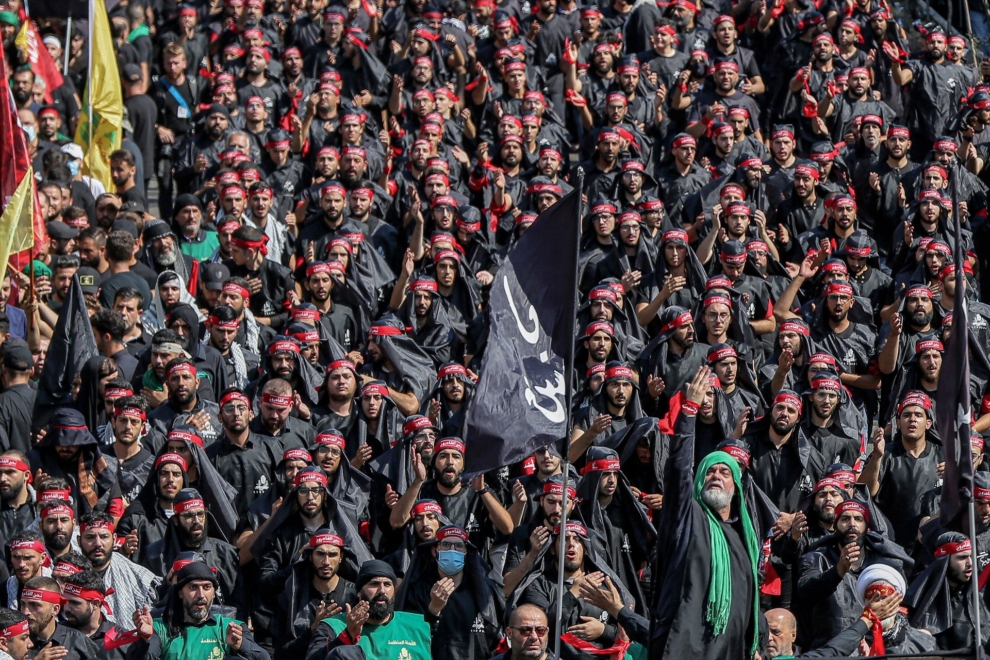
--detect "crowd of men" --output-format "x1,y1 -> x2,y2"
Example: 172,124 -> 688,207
3,0 -> 990,656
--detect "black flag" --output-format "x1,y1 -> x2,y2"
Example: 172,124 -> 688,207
463,187 -> 581,479
34,274 -> 98,413
937,185 -> 974,530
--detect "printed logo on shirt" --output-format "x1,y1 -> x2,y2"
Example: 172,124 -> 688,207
622,533 -> 631,553
254,474 -> 270,495
466,512 -> 480,533
282,180 -> 295,194
799,474 -> 814,494
471,613 -> 485,633
398,648 -> 414,660
842,349 -> 857,370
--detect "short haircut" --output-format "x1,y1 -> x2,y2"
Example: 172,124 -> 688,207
78,511 -> 114,530
263,377 -> 292,397
163,43 -> 185,59
106,231 -> 135,262
110,150 -> 135,167
0,312 -> 9,336
10,529 -> 44,547
152,328 -> 181,345
64,570 -> 107,594
113,395 -> 148,415
23,576 -> 60,592
165,356 -> 196,376
114,286 -> 144,310
52,255 -> 81,271
0,608 -> 28,631
232,226 -> 263,244
210,305 -> 237,323
78,227 -> 107,246
62,206 -> 87,223
56,552 -> 92,572
91,309 -> 127,342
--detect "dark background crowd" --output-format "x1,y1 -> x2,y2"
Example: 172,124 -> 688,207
2,0 -> 990,656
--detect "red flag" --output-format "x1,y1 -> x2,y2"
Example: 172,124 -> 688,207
0,47 -> 48,271
14,19 -> 64,104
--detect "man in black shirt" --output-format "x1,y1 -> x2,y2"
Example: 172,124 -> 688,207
0,343 -> 35,454
227,226 -> 294,331
152,44 -> 200,220
110,150 -> 147,211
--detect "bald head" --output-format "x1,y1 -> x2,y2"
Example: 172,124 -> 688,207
765,609 -> 796,658
509,604 -> 548,627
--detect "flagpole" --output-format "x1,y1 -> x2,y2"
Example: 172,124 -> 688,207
63,18 -> 71,75
553,170 -> 584,649
86,0 -> 92,159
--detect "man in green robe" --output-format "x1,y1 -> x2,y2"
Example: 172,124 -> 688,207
126,561 -> 269,660
306,561 -> 431,660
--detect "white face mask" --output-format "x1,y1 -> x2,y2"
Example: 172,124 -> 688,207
22,125 -> 36,143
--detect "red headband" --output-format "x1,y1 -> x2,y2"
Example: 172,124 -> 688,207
435,438 -> 466,454
773,391 -> 803,412
315,431 -> 346,449
295,470 -> 328,487
412,500 -> 443,516
155,453 -> 188,471
362,382 -> 390,397
580,458 -> 621,475
310,532 -> 345,548
38,489 -> 70,503
543,481 -> 577,498
52,561 -> 83,576
173,498 -> 205,515
935,538 -> 972,557
262,391 -> 293,408
103,387 -> 133,399
0,457 -> 32,482
114,405 -> 147,421
62,582 -> 113,615
167,362 -> 197,379
20,589 -> 65,605
168,429 -> 204,448
721,445 -> 750,466
660,311 -> 693,334
815,477 -> 845,492
834,499 -> 869,521
41,504 -> 74,520
79,519 -> 115,534
779,320 -> 811,336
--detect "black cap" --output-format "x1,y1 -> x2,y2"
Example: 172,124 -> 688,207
1,340 -> 32,372
111,218 -> 139,238
265,128 -> 291,145
122,64 -> 142,83
206,103 -> 230,119
200,263 -> 230,290
77,267 -> 101,295
46,221 -> 78,240
174,193 -> 203,212
120,200 -> 147,214
355,560 -> 397,590
175,561 -> 219,589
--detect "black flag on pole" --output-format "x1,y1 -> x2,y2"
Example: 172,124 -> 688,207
463,187 -> 581,479
937,186 -> 974,531
33,275 -> 99,424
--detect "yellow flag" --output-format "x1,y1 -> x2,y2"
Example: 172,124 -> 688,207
13,19 -> 27,53
74,0 -> 123,191
0,166 -> 36,274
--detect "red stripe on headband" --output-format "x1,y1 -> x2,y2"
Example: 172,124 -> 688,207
362,383 -> 390,397
168,430 -> 203,448
41,505 -> 74,520
435,438 -> 466,454
580,458 -> 621,475
412,501 -> 443,516
10,540 -> 46,555
38,489 -> 70,502
722,445 -> 750,466
315,432 -> 346,449
103,387 -> 133,399
779,321 -> 810,336
660,311 -> 693,334
543,482 -> 577,498
167,363 -> 197,379
114,406 -> 147,421
369,325 -> 404,337
52,561 -> 83,576
774,392 -> 803,411
222,281 -> 250,298
0,621 -> 28,639
62,583 -> 113,615
834,499 -> 869,521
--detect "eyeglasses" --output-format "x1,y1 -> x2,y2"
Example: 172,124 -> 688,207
179,511 -> 206,522
438,541 -> 466,552
316,447 -> 342,458
297,487 -> 323,497
510,626 -> 549,638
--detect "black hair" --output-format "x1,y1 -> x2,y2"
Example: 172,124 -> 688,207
91,309 -> 127,342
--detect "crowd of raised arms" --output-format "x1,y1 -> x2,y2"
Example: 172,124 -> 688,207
4,0 -> 990,657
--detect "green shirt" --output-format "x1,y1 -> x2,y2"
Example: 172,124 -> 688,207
153,615 -> 241,660
325,612 -> 432,660
180,231 -> 220,262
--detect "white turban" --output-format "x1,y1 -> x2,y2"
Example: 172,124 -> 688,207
856,563 -> 906,602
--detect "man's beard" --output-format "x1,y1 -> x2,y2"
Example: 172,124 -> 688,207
12,89 -> 30,104
910,309 -> 934,327
208,125 -> 225,140
63,604 -> 94,628
829,305 -> 847,323
81,253 -> 101,269
183,597 -> 211,622
438,466 -> 462,488
177,522 -> 206,549
671,333 -> 694,349
771,417 -> 797,435
87,547 -> 112,569
0,482 -> 23,502
46,530 -> 71,551
28,612 -> 53,636
840,527 -> 864,546
154,248 -> 177,267
814,501 -> 835,524
365,594 -> 394,620
701,483 -> 732,511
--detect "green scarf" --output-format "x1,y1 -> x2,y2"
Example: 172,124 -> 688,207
128,23 -> 150,42
143,368 -> 164,391
693,451 -> 761,656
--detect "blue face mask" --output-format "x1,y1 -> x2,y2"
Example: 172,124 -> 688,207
67,159 -> 80,176
23,125 -> 36,143
437,549 -> 465,575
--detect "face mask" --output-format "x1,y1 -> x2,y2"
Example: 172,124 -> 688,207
22,125 -> 36,143
437,549 -> 465,575
67,159 -> 80,176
